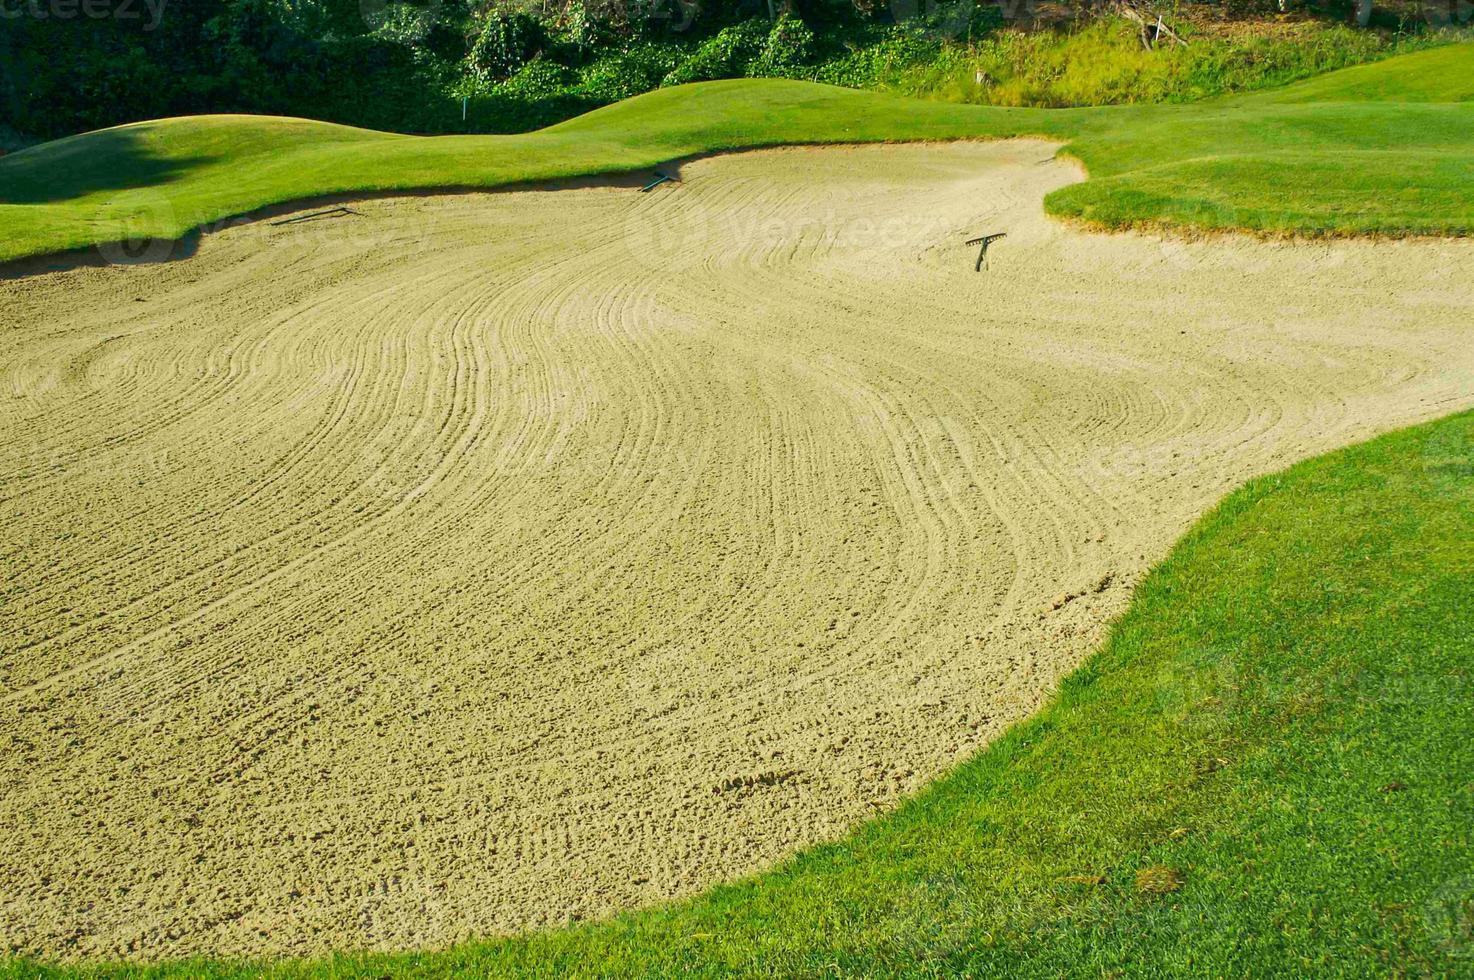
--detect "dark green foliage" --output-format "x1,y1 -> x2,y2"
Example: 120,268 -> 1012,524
501,58 -> 578,98
2,0 -> 1462,144
661,20 -> 770,85
750,14 -> 819,74
2,0 -> 453,137
577,44 -> 687,99
811,26 -> 940,87
466,11 -> 547,84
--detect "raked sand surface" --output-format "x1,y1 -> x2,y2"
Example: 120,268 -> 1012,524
2,140 -> 1472,960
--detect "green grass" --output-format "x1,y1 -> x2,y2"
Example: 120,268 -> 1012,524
1248,39 -> 1474,102
13,386 -> 1474,979
881,19 -> 1444,108
1,42 -> 1471,264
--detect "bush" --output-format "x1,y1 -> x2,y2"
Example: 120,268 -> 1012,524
661,20 -> 767,86
811,27 -> 938,89
502,58 -> 578,98
553,0 -> 601,54
748,14 -> 816,76
578,44 -> 686,100
366,2 -> 443,46
467,11 -> 546,85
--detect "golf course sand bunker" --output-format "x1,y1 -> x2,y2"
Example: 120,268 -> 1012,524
3,141 -> 1472,961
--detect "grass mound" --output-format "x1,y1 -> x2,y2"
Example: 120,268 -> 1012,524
1049,45 -> 1474,234
1,42 -> 1471,264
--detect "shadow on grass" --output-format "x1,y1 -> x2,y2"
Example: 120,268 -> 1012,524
0,125 -> 217,204
0,165 -> 671,281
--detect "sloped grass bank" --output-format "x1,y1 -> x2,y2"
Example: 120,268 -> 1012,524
1,43 -> 1471,265
880,18 -> 1446,108
13,411 -> 1474,978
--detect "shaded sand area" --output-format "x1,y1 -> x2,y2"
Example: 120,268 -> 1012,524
2,141 -> 1471,960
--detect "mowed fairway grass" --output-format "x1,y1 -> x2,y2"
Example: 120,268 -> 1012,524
2,40 -> 1472,979
0,41 -> 1472,264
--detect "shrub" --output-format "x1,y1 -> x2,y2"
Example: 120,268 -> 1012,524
811,27 -> 939,89
365,2 -> 443,46
502,58 -> 577,98
748,15 -> 817,76
467,11 -> 546,84
661,20 -> 768,86
578,44 -> 686,100
553,0 -> 601,54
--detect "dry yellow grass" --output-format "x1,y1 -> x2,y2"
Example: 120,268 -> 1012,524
2,142 -> 1472,961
